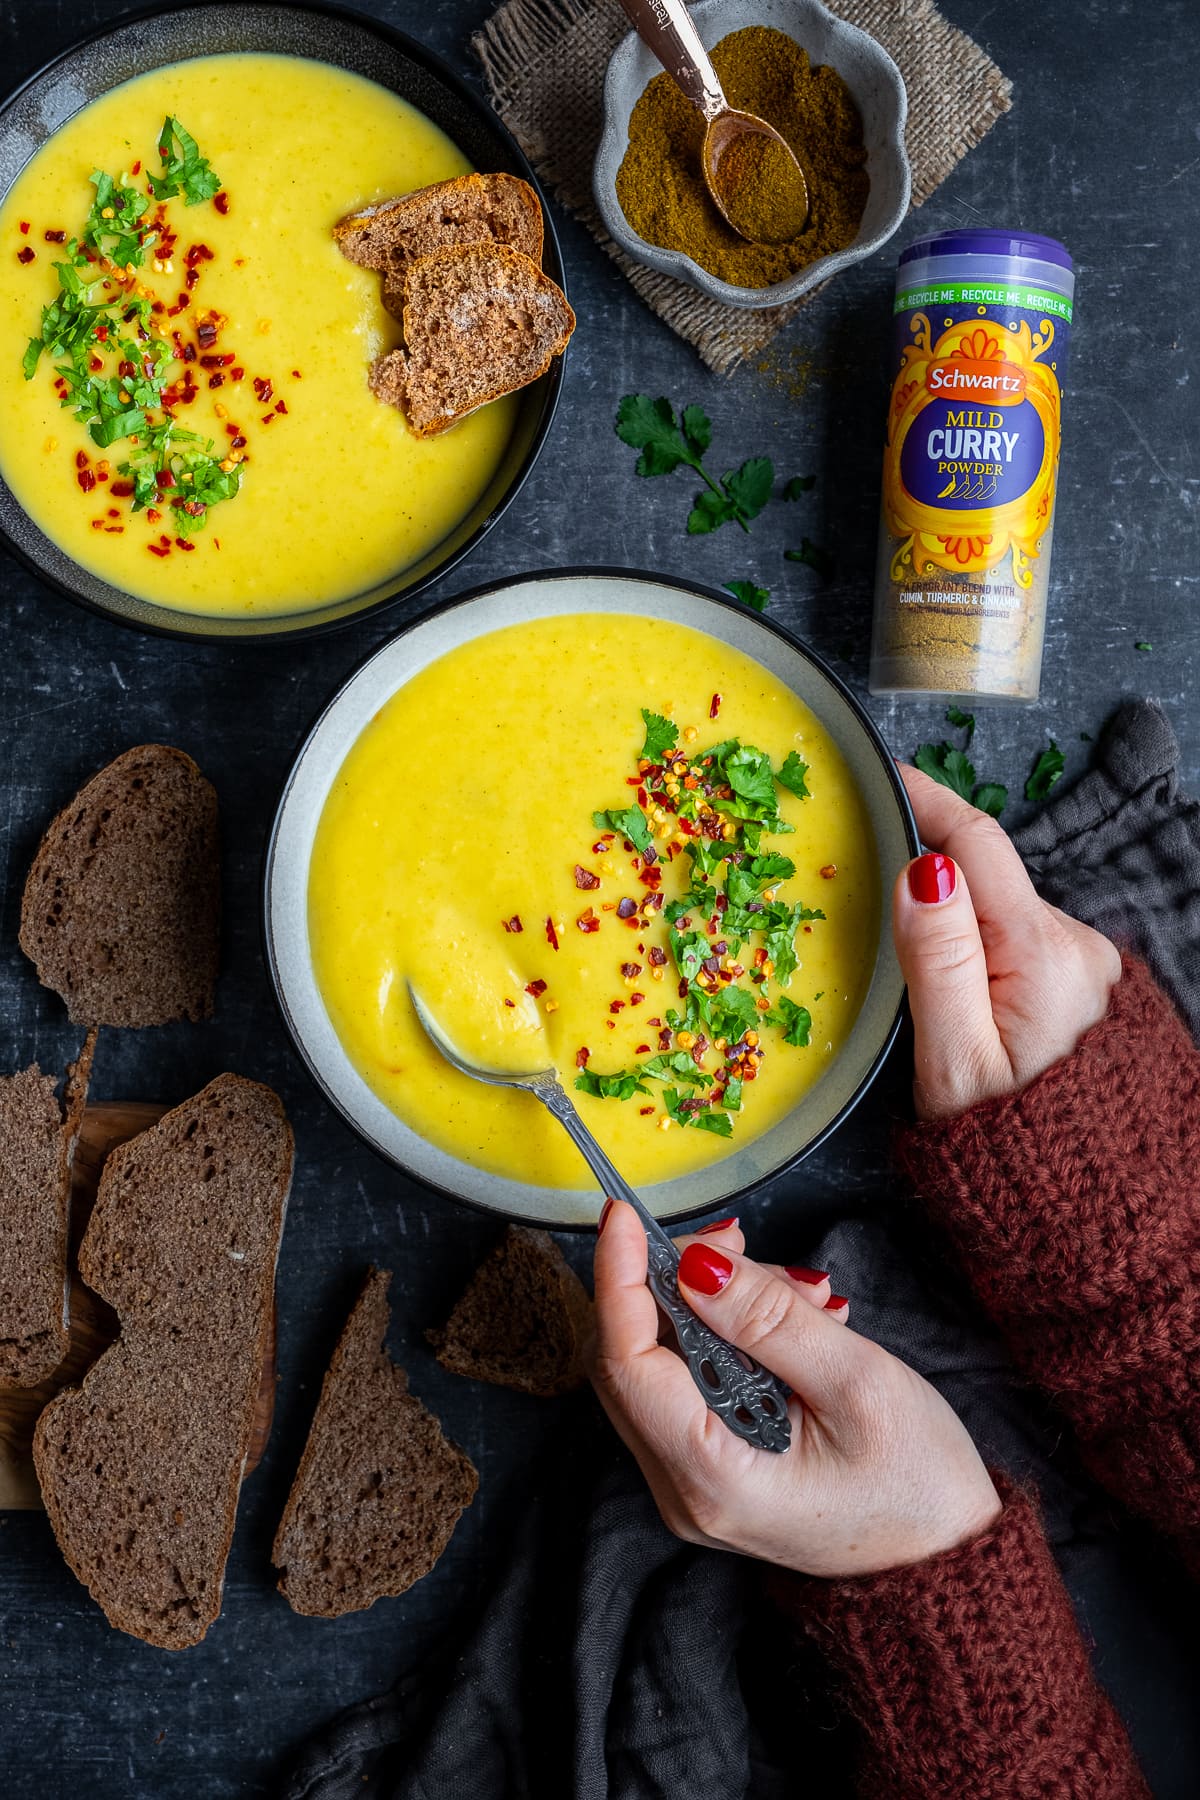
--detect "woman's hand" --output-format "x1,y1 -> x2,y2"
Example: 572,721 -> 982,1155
894,764 -> 1123,1120
589,1208 -> 1001,1579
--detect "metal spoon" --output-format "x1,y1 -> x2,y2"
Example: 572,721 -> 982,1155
615,0 -> 809,243
409,984 -> 791,1452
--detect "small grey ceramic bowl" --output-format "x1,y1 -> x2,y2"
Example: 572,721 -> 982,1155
594,0 -> 910,309
264,569 -> 918,1229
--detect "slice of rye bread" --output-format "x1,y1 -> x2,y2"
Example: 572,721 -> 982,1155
334,172 -> 543,316
33,1075 -> 293,1648
368,243 -> 575,438
0,1031 -> 96,1388
273,1268 -> 478,1618
427,1225 -> 592,1398
19,744 -> 219,1028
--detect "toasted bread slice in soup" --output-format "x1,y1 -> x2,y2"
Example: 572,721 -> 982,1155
273,1268 -> 478,1619
0,1032 -> 95,1389
368,243 -> 575,438
19,744 -> 219,1028
335,171 -> 544,315
33,1076 -> 293,1649
428,1225 -> 592,1398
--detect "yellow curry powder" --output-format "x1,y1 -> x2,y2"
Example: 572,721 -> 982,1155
616,27 -> 869,289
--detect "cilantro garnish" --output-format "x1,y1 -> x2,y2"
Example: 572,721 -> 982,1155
1135,641 -> 1153,653
776,751 -> 810,800
784,538 -> 834,578
149,117 -> 222,206
725,578 -> 770,612
574,1068 -> 648,1101
765,996 -> 812,1047
615,394 -> 774,536
639,708 -> 678,763
83,171 -> 151,265
592,805 -> 652,855
662,1089 -> 733,1136
1025,741 -> 1065,802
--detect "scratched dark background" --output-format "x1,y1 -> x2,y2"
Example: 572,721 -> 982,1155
0,0 -> 1196,1795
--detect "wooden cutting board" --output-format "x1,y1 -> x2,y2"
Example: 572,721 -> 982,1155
0,1101 -> 277,1509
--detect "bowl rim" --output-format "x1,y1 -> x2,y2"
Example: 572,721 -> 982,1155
594,0 -> 911,310
0,0 -> 568,645
261,564 -> 920,1231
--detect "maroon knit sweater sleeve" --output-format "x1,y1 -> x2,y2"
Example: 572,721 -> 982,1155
771,1485 -> 1150,1798
894,953 -> 1200,1569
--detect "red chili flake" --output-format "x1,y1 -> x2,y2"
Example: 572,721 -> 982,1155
636,785 -> 648,806
709,693 -> 722,718
573,864 -> 600,890
213,538 -> 221,549
159,534 -> 172,547
643,844 -> 658,866
648,946 -> 668,966
18,220 -> 29,234
616,897 -> 637,919
624,775 -> 641,787
525,979 -> 547,999
274,400 -> 288,415
131,160 -> 141,175
820,863 -> 837,879
178,341 -> 195,363
74,450 -> 88,470
605,1020 -> 616,1031
260,412 -> 276,425
752,948 -> 767,968
575,1047 -> 590,1069
591,841 -> 608,855
156,470 -> 177,489
197,320 -> 220,349
231,365 -> 245,381
230,434 -> 247,449
167,293 -> 191,315
619,962 -> 641,980
104,525 -> 124,535
501,914 -> 523,933
629,993 -> 645,1006
76,470 -> 96,493
151,300 -> 166,316
214,191 -> 230,215
638,868 -> 662,890
646,893 -> 665,913
253,376 -> 274,404
609,1000 -> 625,1014
146,507 -> 161,523
147,543 -> 170,557
503,998 -> 515,1009
106,506 -> 119,518
174,537 -> 196,552
546,916 -> 559,950
577,908 -> 600,934
16,246 -> 35,264
42,227 -> 65,244
291,367 -> 302,379
185,267 -> 200,290
90,518 -> 103,531
647,1017 -> 662,1027
803,924 -> 814,935
639,1105 -> 655,1116
658,1028 -> 673,1050
678,979 -> 689,998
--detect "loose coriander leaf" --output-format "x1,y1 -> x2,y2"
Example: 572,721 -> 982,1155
768,995 -> 813,1047
783,474 -> 815,499
725,578 -> 770,611
686,1108 -> 733,1137
776,750 -> 811,800
722,744 -> 777,812
22,338 -> 43,380
639,1053 -> 713,1090
1135,641 -> 1153,652
639,708 -> 678,763
149,116 -> 221,205
574,1068 -> 648,1101
688,488 -> 738,534
709,985 -> 760,1042
784,537 -> 835,578
592,805 -> 652,854
914,741 -> 976,801
972,782 -> 1008,819
669,928 -> 710,985
615,393 -> 692,478
946,705 -> 976,743
680,402 -> 712,457
1025,740 -> 1065,802
720,1075 -> 743,1112
722,456 -> 774,522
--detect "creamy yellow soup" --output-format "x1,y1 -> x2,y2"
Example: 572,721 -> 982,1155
309,614 -> 880,1188
0,54 -> 517,616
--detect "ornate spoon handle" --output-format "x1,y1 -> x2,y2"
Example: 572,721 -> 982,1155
528,1074 -> 792,1453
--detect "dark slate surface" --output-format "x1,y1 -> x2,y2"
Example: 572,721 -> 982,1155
0,1 -> 1196,1795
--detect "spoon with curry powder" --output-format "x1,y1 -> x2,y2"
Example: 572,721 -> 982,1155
614,0 -> 809,243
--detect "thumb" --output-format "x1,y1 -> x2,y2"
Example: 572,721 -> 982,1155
892,852 -> 1010,1120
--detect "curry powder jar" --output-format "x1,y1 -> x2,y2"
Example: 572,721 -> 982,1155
869,230 -> 1075,702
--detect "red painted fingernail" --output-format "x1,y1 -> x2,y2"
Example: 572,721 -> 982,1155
786,1266 -> 828,1284
678,1242 -> 734,1295
824,1294 -> 849,1311
908,852 -> 956,905
598,1197 -> 614,1236
699,1215 -> 738,1235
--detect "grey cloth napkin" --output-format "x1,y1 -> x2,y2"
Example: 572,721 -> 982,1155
280,699 -> 1200,1800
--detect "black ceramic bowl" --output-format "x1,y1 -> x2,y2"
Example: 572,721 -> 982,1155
0,2 -> 566,641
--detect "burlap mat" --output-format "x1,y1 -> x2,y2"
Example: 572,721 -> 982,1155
472,0 -> 1012,374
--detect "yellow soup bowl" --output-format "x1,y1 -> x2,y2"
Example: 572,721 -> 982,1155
265,570 -> 918,1228
0,6 -> 564,640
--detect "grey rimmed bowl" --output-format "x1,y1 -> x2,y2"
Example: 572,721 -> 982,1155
0,2 -> 566,642
594,0 -> 910,309
264,569 -> 918,1229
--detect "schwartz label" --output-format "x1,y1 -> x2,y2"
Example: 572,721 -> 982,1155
881,297 -> 1069,591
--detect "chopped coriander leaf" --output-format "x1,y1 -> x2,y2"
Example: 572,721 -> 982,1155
591,804 -> 652,855
638,1053 -> 713,1090
725,578 -> 770,611
706,985 -> 760,1043
776,750 -> 810,800
574,1068 -> 648,1101
83,170 -> 151,265
720,1076 -> 743,1112
662,1088 -> 733,1136
1135,641 -> 1153,652
686,837 -> 735,881
669,927 -> 711,984
784,538 -> 834,578
766,996 -> 813,1047
149,116 -> 221,206
783,474 -> 815,499
972,783 -> 1008,819
639,708 -> 678,763
1025,741 -> 1065,802
945,705 -> 975,743
725,851 -> 796,910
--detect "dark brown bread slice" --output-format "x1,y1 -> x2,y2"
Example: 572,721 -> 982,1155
32,1075 -> 293,1648
334,172 -> 544,315
273,1268 -> 478,1618
427,1225 -> 592,1397
368,242 -> 574,438
0,1031 -> 95,1388
20,744 -> 219,1028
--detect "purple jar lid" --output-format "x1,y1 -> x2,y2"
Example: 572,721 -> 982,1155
899,229 -> 1073,272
